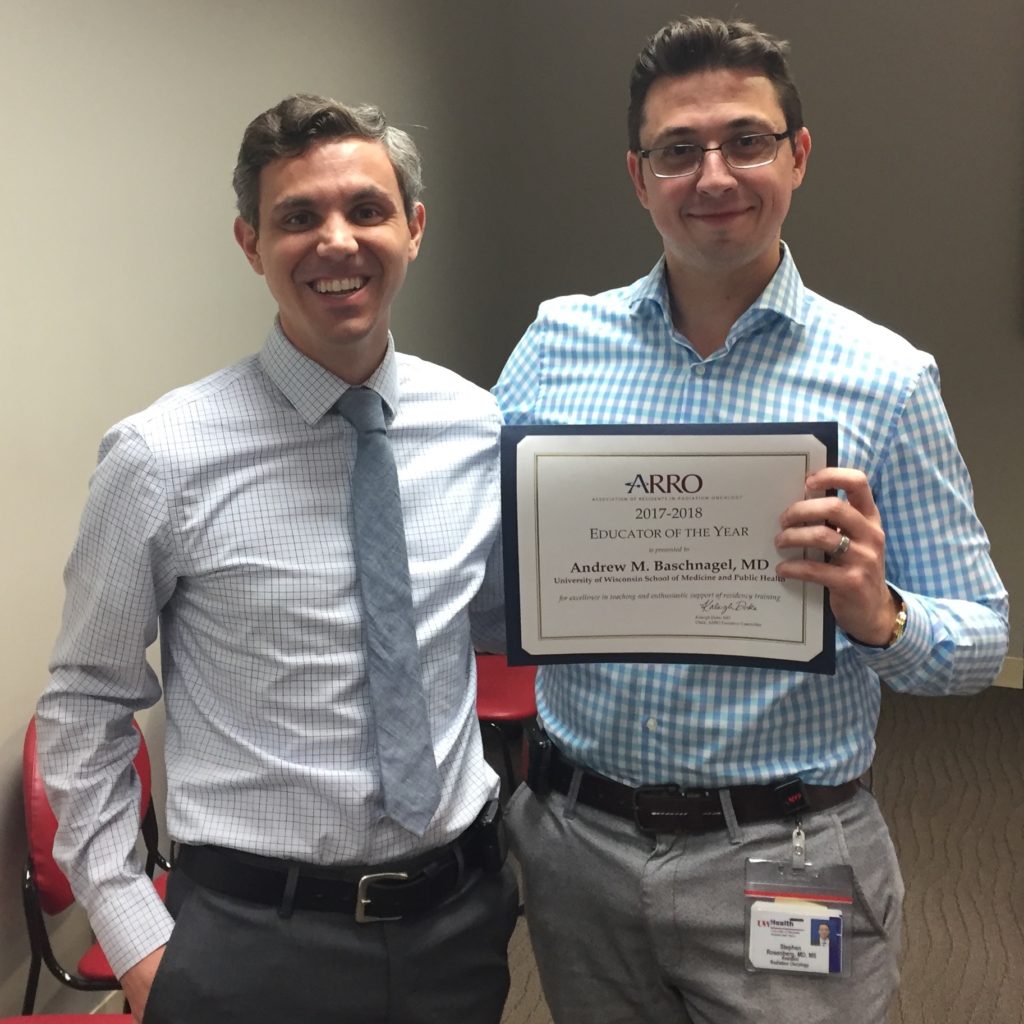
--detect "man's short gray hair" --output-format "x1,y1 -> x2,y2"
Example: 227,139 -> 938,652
233,94 -> 423,230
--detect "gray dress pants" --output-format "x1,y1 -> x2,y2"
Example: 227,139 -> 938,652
507,782 -> 903,1024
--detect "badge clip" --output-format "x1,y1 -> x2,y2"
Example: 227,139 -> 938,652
791,820 -> 806,871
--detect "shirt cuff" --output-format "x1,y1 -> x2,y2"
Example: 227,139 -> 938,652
849,589 -> 927,676
89,873 -> 175,978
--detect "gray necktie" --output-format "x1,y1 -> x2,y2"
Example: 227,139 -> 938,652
337,387 -> 442,836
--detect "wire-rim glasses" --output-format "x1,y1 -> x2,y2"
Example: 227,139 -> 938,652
638,131 -> 793,178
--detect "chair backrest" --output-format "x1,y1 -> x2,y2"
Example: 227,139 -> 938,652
22,718 -> 152,915
474,654 -> 538,720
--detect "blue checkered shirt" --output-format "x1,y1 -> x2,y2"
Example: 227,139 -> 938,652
37,324 -> 505,976
493,246 -> 1007,791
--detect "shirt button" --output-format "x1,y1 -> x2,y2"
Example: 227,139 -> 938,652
694,364 -> 706,376
646,717 -> 658,731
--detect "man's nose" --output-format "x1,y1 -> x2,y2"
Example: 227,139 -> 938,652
318,214 -> 358,257
695,149 -> 738,193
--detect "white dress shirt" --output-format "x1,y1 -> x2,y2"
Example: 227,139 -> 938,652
37,323 -> 505,975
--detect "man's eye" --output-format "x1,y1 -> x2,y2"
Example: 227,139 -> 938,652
734,135 -> 764,149
353,206 -> 385,223
282,211 -> 314,228
666,144 -> 697,158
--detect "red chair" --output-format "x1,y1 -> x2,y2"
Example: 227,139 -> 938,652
21,717 -> 170,1015
475,654 -> 538,793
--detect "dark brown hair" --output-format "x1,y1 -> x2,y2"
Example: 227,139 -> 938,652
628,18 -> 803,150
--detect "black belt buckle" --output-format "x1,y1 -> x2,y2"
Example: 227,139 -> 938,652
633,784 -> 724,834
773,776 -> 811,817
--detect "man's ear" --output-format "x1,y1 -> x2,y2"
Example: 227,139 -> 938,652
233,217 -> 264,275
626,150 -> 651,210
790,127 -> 812,190
406,202 -> 426,261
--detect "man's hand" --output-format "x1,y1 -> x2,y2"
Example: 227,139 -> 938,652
775,468 -> 898,646
120,945 -> 166,1023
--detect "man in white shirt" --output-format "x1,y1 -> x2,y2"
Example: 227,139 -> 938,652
37,94 -> 515,1024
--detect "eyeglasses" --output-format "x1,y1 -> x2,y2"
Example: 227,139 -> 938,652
638,132 -> 793,178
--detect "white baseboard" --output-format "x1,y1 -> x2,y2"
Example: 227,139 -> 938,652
92,991 -> 122,1014
995,655 -> 1022,689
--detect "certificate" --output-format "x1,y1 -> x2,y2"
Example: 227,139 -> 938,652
501,423 -> 837,672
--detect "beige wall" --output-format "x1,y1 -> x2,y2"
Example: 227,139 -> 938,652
1,0 -> 1020,1012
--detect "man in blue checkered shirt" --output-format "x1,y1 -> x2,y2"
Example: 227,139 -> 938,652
493,17 -> 1007,1024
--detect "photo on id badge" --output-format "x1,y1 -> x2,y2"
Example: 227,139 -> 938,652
810,916 -> 843,974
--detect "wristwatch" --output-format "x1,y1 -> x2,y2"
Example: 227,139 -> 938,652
886,593 -> 907,648
857,589 -> 907,649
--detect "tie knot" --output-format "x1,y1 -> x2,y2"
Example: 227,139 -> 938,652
336,387 -> 387,434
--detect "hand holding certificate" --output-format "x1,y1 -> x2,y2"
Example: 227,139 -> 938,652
501,423 -> 837,672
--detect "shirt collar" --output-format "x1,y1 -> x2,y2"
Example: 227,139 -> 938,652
258,320 -> 401,425
742,242 -> 807,330
627,255 -> 672,317
627,242 -> 808,331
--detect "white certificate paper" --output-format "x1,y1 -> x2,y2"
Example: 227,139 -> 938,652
501,424 -> 837,672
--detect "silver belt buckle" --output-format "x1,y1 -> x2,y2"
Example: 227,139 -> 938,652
355,871 -> 409,923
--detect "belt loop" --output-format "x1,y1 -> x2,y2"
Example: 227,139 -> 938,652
562,766 -> 584,820
278,863 -> 300,919
452,839 -> 466,887
718,788 -> 743,845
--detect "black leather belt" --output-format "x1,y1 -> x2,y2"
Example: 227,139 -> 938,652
176,816 -> 494,922
546,745 -> 861,834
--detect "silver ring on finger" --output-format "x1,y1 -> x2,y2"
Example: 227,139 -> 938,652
831,533 -> 851,558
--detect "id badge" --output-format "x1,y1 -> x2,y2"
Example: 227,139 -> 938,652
744,825 -> 853,977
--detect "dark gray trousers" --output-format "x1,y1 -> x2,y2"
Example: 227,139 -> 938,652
144,860 -> 519,1024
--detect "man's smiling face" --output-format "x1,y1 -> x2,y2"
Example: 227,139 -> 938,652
235,137 -> 424,382
627,68 -> 810,288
